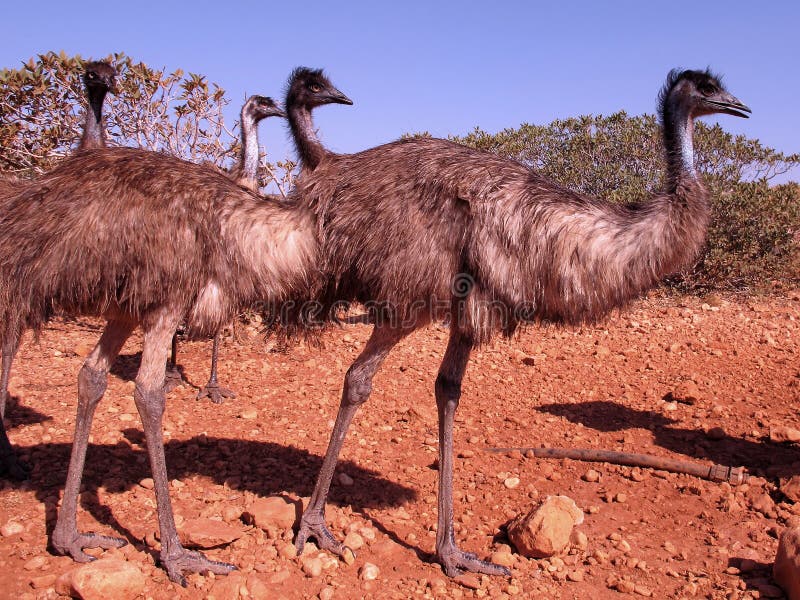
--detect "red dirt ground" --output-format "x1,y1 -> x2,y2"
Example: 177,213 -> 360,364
1,291 -> 799,599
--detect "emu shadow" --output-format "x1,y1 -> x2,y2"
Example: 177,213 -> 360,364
8,435 -> 415,547
537,400 -> 800,478
2,397 -> 49,429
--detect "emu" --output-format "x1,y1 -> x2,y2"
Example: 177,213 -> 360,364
0,60 -> 117,442
167,95 -> 286,404
284,67 -> 750,577
0,123 -> 317,583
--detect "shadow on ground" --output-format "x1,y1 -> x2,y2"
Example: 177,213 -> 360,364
536,400 -> 800,479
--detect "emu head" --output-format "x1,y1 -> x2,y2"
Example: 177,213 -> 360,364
659,69 -> 750,120
242,95 -> 286,124
286,67 -> 353,111
83,60 -> 117,95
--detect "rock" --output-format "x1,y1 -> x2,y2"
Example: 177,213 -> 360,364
781,476 -> 800,503
302,557 -> 323,577
504,477 -> 520,489
771,426 -> 800,444
337,472 -> 354,486
0,521 -> 25,537
67,559 -> 146,600
582,469 -> 600,483
774,527 -> 800,600
178,517 -> 244,549
706,426 -> 726,441
246,496 -> 298,531
507,495 -> 584,558
29,573 -> 57,589
490,550 -> 515,567
359,562 -> 380,581
667,380 -> 701,404
343,531 -> 364,550
208,572 -> 244,600
23,555 -> 47,571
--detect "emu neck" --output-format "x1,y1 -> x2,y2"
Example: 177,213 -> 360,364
288,104 -> 326,171
78,87 -> 107,151
662,101 -> 696,191
238,115 -> 260,191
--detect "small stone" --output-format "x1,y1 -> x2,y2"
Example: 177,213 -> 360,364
570,530 -> 588,551
582,469 -> 600,483
507,495 -> 584,558
342,547 -> 356,566
454,573 -> 480,589
246,574 -> 272,600
343,531 -> 364,550
1,521 -> 25,537
319,586 -> 335,600
359,562 -> 380,581
615,579 -> 636,593
23,555 -> 47,570
490,551 -> 515,567
30,574 -> 57,589
615,493 -> 627,504
337,472 -> 354,486
668,381 -> 701,405
774,527 -> 800,599
634,585 -> 653,597
139,478 -> 154,490
771,426 -> 800,443
302,557 -> 323,578
246,496 -> 298,531
504,477 -> 520,489
68,559 -> 146,600
178,517 -> 244,549
208,573 -> 244,600
278,541 -> 298,559
240,408 -> 258,419
706,426 -> 726,440
566,570 -> 584,582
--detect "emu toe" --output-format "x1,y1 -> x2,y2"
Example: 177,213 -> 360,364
438,546 -> 511,578
295,511 -> 349,557
163,366 -> 184,392
51,531 -> 127,563
196,382 -> 236,404
161,548 -> 236,587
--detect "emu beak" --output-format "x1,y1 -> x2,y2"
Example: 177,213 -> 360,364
270,106 -> 288,118
709,92 -> 751,118
325,87 -> 353,106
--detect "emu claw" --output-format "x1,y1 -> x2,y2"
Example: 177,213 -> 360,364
196,383 -> 236,404
295,512 -> 348,557
161,548 -> 236,587
0,454 -> 31,480
163,367 -> 184,393
439,546 -> 511,578
51,531 -> 127,563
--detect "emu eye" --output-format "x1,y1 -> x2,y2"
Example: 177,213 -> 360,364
87,72 -> 97,79
699,83 -> 716,97
309,83 -> 322,93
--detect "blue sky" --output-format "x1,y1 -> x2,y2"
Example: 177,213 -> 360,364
2,1 -> 798,181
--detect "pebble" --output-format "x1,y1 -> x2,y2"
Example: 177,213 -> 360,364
23,555 -> 47,571
582,469 -> 600,483
337,472 -> 354,486
0,521 -> 25,537
504,477 -> 521,489
359,562 -> 380,581
343,531 -> 364,550
302,557 -> 323,578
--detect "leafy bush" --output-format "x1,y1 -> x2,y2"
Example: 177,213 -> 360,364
0,51 -> 294,194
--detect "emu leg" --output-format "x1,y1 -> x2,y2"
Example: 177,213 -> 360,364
435,329 -> 510,578
163,333 -> 183,392
0,331 -> 28,479
196,333 -> 236,404
296,324 -> 407,557
52,319 -> 135,560
133,311 -> 235,586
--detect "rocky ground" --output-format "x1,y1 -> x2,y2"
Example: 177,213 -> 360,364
1,291 -> 799,600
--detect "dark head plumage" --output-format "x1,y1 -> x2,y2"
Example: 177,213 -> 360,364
658,68 -> 750,121
83,60 -> 117,94
285,67 -> 353,110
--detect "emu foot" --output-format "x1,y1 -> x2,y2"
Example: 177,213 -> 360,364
438,546 -> 511,578
295,511 -> 350,558
163,366 -> 184,393
161,547 -> 236,587
0,453 -> 31,480
196,382 -> 236,405
51,531 -> 127,563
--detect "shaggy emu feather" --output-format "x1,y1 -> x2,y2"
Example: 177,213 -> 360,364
284,67 -> 750,577
0,146 -> 317,585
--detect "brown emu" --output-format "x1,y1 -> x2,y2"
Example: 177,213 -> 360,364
0,138 -> 317,583
285,67 -> 750,577
167,95 -> 286,404
0,60 -> 117,437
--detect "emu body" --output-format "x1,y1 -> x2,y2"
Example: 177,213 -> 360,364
0,147 -> 317,583
0,61 -> 116,475
285,67 -> 750,577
